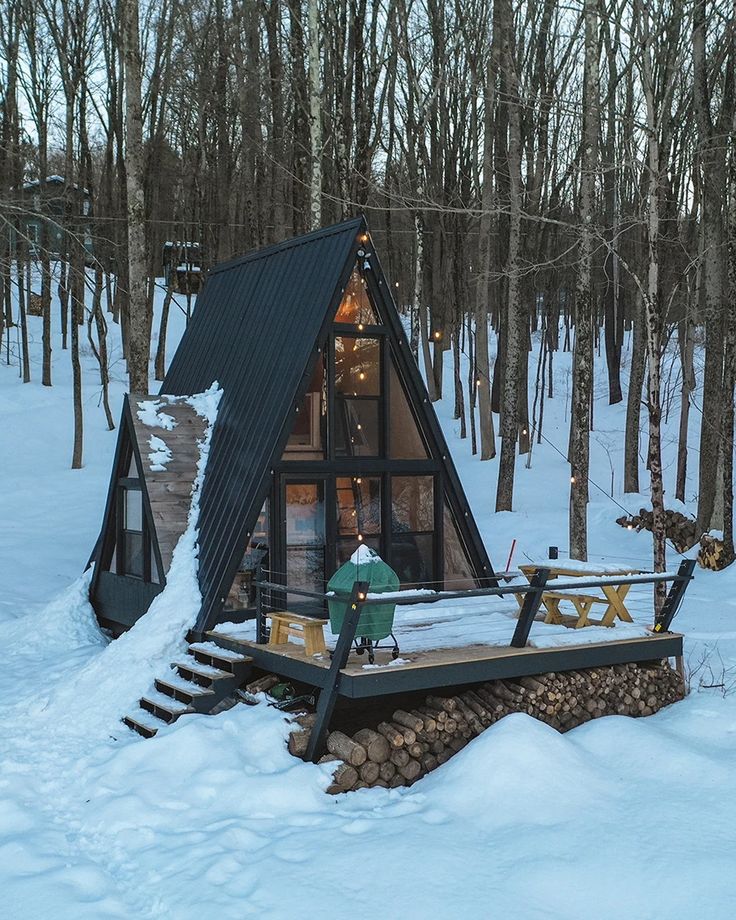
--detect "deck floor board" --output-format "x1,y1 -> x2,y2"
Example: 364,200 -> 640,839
208,628 -> 683,698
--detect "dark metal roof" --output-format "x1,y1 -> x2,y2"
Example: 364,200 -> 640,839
162,217 -> 365,631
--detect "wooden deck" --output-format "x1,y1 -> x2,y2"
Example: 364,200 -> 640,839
208,628 -> 684,699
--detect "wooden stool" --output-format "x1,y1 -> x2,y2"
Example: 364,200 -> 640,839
268,613 -> 328,656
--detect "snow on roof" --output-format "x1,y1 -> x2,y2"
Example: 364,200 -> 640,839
22,175 -> 90,195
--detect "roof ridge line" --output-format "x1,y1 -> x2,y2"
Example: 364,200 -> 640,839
210,216 -> 365,276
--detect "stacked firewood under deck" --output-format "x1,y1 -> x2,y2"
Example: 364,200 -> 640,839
285,659 -> 685,793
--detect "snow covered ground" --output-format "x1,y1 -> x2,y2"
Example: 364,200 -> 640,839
1,271 -> 735,918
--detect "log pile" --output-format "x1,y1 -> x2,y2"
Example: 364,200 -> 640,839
616,508 -> 698,553
697,532 -> 735,571
286,661 -> 685,794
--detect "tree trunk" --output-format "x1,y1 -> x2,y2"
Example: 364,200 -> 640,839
569,0 -> 598,561
624,295 -> 645,494
495,0 -> 522,512
307,0 -> 322,229
693,0 -> 726,535
154,284 -> 173,381
675,316 -> 695,502
122,0 -> 151,393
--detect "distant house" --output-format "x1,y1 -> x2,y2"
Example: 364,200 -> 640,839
90,217 -> 493,636
17,176 -> 93,259
162,241 -> 202,293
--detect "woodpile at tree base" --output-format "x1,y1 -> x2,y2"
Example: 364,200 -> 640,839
616,508 -> 698,553
286,661 -> 685,794
697,533 -> 735,571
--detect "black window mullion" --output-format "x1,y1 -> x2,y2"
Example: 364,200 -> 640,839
382,471 -> 392,567
381,335 -> 389,458
327,335 -> 335,460
434,472 -> 444,589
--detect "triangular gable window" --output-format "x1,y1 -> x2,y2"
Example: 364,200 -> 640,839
389,354 -> 428,459
443,502 -> 476,589
104,435 -> 160,584
334,268 -> 378,325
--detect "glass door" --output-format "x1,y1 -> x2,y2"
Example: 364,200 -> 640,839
284,480 -> 326,611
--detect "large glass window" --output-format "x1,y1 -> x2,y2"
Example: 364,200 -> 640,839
334,269 -> 378,326
285,358 -> 325,458
389,361 -> 428,458
391,476 -> 434,587
334,399 -> 380,457
336,476 -> 381,564
285,482 -> 325,604
334,336 -> 380,395
334,335 -> 382,457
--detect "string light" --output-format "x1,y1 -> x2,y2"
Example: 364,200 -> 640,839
358,533 -> 364,542
357,322 -> 364,331
359,371 -> 365,380
433,330 -> 442,340
570,476 -> 576,483
356,477 -> 362,484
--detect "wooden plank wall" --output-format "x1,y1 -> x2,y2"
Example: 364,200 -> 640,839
131,399 -> 208,574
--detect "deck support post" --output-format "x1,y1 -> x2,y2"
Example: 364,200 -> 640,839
255,561 -> 265,644
510,567 -> 549,648
654,558 -> 696,633
305,580 -> 369,763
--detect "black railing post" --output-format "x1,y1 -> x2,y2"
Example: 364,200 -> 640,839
654,558 -> 696,633
510,567 -> 549,648
255,561 -> 265,644
305,580 -> 369,763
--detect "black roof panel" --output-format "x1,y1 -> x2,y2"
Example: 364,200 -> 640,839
162,217 -> 365,630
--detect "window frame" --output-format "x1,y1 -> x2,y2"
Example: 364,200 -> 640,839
116,475 -> 151,581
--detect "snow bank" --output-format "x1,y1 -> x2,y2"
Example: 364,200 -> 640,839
29,383 -> 222,742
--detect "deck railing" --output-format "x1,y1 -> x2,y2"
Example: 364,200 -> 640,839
252,559 -> 695,761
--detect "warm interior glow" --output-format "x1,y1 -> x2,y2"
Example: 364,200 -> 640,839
335,268 -> 378,325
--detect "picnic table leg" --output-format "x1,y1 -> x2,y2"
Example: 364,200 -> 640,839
572,598 -> 594,628
600,584 -> 633,626
543,596 -> 564,624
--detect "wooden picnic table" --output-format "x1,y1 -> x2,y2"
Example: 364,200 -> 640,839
517,563 -> 641,629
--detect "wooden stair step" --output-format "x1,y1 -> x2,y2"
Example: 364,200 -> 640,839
155,674 -> 216,705
174,659 -> 233,682
140,689 -> 193,722
188,642 -> 253,675
123,708 -> 165,738
188,641 -> 250,661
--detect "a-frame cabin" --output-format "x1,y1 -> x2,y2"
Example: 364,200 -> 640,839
90,217 -> 494,638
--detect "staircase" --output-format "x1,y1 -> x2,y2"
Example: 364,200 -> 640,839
123,641 -> 253,738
